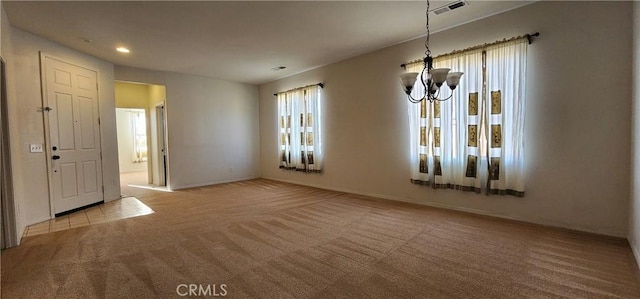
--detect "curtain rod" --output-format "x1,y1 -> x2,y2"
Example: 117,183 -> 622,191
401,32 -> 540,69
274,83 -> 324,96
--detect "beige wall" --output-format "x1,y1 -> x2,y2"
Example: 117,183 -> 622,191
6,26 -> 119,237
114,66 -> 260,190
630,0 -> 640,267
259,1 -> 633,237
115,81 -> 150,108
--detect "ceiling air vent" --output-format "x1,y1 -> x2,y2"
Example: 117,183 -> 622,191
431,0 -> 467,15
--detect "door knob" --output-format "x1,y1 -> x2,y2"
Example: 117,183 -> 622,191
52,155 -> 60,160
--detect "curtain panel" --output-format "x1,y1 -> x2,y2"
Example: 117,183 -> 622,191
484,39 -> 527,196
130,110 -> 147,163
408,39 -> 527,197
278,85 -> 323,173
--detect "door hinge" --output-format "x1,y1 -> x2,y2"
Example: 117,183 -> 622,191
98,118 -> 100,125
100,153 -> 102,159
102,186 -> 104,193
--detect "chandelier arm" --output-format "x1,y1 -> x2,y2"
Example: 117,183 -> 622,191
407,79 -> 427,103
433,92 -> 454,102
407,94 -> 425,103
419,65 -> 429,94
426,84 -> 439,102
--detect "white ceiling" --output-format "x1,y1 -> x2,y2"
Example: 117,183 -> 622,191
3,1 -> 534,84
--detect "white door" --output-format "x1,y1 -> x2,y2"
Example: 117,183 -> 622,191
42,55 -> 103,215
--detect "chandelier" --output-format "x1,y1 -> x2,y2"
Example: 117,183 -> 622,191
400,0 -> 463,103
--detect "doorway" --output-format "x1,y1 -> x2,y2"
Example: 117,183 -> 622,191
114,81 -> 168,194
116,108 -> 149,184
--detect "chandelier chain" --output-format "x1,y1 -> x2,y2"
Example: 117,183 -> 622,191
401,0 -> 462,104
424,0 -> 431,57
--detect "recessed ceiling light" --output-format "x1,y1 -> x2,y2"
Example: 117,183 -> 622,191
116,47 -> 130,53
271,66 -> 286,71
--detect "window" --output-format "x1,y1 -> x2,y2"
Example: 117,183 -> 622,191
277,84 -> 322,173
408,38 -> 527,197
130,109 -> 147,163
132,109 -> 147,163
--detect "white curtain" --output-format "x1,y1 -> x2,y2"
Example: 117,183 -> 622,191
485,39 -> 527,196
408,38 -> 527,197
278,85 -> 322,172
130,109 -> 147,163
433,51 -> 483,191
408,51 -> 483,192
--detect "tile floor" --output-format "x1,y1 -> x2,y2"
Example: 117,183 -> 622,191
22,196 -> 154,238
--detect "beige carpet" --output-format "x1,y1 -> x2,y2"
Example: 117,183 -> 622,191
2,179 -> 640,298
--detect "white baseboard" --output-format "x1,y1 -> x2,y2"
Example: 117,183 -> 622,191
171,176 -> 260,190
22,215 -> 51,228
263,176 -> 626,238
629,238 -> 640,270
15,224 -> 25,246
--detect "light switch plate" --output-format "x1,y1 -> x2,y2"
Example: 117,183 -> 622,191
30,144 -> 43,153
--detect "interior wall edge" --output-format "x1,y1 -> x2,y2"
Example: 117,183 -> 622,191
629,0 -> 640,270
